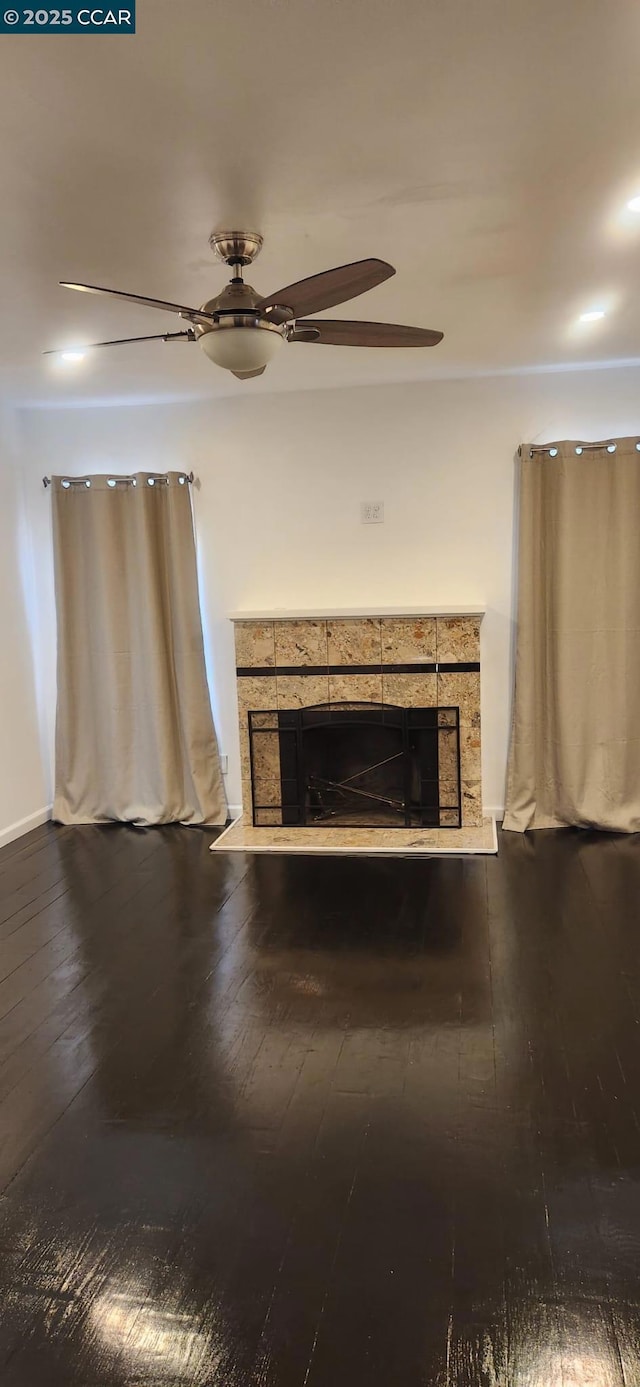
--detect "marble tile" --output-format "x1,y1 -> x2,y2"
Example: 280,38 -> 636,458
381,617 -> 436,663
236,675 -> 278,713
436,617 -> 481,664
329,672 -> 383,704
237,677 -> 278,798
327,618 -> 381,666
276,674 -> 330,710
252,777 -> 281,807
274,619 -> 328,667
254,807 -> 283,826
249,710 -> 279,729
439,781 -> 460,809
243,775 -> 283,825
437,672 -> 481,728
241,774 -> 254,817
234,621 -> 275,668
462,779 -> 483,827
239,728 -> 252,785
439,809 -> 461,828
459,725 -> 482,782
382,672 -> 437,708
251,729 -> 281,779
438,726 -> 459,784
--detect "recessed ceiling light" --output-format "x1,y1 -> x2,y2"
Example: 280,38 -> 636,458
579,309 -> 605,323
60,349 -> 86,362
627,196 -> 640,212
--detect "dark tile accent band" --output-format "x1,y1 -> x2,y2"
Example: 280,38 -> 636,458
236,661 -> 480,677
438,662 -> 481,674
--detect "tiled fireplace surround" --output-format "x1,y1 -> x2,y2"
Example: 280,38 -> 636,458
232,611 -> 483,829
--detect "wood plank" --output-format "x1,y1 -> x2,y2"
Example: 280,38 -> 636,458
0,824 -> 636,1386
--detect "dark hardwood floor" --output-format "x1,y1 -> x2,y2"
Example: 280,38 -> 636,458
0,823 -> 639,1384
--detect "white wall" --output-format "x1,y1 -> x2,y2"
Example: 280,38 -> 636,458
16,363 -> 640,816
0,407 -> 48,844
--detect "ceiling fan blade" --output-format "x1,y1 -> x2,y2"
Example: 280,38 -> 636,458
292,319 -> 444,347
59,282 -> 214,322
231,366 -> 266,379
44,331 -> 196,355
257,259 -> 395,321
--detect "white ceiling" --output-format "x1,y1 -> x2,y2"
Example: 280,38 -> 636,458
4,0 -> 640,406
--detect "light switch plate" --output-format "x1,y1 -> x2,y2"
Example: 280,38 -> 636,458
361,501 -> 384,524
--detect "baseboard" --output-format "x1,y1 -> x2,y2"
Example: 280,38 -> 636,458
227,804 -> 243,820
0,806 -> 52,850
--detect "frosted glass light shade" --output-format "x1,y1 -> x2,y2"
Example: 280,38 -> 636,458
198,325 -> 283,373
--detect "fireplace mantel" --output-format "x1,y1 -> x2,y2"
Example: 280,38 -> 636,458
231,605 -> 486,620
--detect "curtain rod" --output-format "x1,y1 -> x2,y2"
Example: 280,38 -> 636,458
517,441 -> 637,458
42,471 -> 195,488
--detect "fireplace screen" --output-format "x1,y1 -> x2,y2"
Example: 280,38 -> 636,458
248,702 -> 461,828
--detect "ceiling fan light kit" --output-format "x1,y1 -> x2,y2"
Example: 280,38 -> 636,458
197,320 -> 283,374
51,230 -> 444,379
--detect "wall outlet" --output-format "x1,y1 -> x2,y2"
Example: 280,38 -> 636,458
361,501 -> 384,524
220,754 -> 228,774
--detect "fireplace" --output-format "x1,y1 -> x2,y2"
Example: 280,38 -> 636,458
248,702 -> 461,828
232,612 -> 483,829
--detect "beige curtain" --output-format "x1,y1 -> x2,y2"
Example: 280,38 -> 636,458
504,437 -> 640,832
52,472 -> 227,826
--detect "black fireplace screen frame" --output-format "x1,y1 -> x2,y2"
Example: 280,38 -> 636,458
248,702 -> 462,829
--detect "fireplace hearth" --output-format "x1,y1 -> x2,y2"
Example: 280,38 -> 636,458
249,702 -> 461,828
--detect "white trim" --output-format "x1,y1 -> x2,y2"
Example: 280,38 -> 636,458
226,804 -> 243,820
230,605 -> 486,621
0,805 -> 52,850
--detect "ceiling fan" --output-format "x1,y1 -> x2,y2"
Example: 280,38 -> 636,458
48,231 -> 444,380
